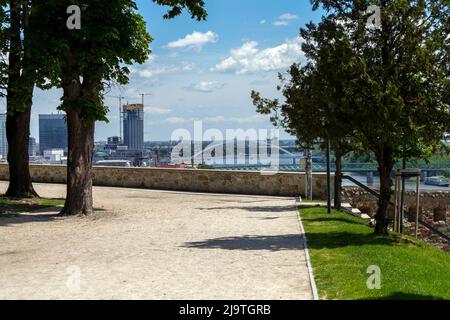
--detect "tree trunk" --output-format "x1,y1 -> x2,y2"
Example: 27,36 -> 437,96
5,106 -> 37,198
5,1 -> 37,198
59,108 -> 95,216
59,59 -> 98,216
374,146 -> 394,234
334,151 -> 342,210
305,148 -> 313,200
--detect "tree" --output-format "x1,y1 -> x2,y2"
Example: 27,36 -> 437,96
252,62 -> 356,208
299,18 -> 363,210
31,0 -> 207,215
310,0 -> 449,234
254,0 -> 449,234
1,0 -> 38,197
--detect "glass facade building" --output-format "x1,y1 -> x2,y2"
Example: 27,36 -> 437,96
123,104 -> 144,151
39,114 -> 68,153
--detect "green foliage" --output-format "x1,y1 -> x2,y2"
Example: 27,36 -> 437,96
29,0 -> 152,122
306,0 -> 450,162
28,0 -> 207,122
0,1 -> 38,113
152,0 -> 207,20
254,0 -> 449,163
301,207 -> 450,300
253,0 -> 449,233
58,95 -> 110,123
251,12 -> 363,156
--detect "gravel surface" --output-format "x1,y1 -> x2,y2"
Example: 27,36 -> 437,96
0,182 -> 312,300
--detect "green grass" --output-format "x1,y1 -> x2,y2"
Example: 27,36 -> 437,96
300,207 -> 450,300
0,196 -> 65,217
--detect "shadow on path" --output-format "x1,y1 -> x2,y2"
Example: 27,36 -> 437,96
0,212 -> 58,227
0,207 -> 107,227
197,205 -> 297,213
183,234 -> 305,252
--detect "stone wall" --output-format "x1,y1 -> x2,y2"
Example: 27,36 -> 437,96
0,164 -> 333,199
342,187 -> 450,215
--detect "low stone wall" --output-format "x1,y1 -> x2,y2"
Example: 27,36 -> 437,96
342,187 -> 450,215
0,164 -> 333,199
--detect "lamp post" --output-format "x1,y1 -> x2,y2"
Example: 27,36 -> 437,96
326,139 -> 332,214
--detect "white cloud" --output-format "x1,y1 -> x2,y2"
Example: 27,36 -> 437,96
181,62 -> 195,72
204,116 -> 226,123
212,38 -> 305,75
145,107 -> 172,115
230,115 -> 267,124
272,13 -> 299,27
260,19 -> 266,25
188,81 -> 226,93
133,57 -> 195,79
163,115 -> 267,125
201,115 -> 265,124
166,31 -> 218,50
138,64 -> 178,78
272,21 -> 289,27
165,117 -> 188,125
279,13 -> 299,20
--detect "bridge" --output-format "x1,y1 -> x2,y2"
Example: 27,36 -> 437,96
215,162 -> 450,174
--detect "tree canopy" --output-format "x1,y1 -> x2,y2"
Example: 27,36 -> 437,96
253,0 -> 450,233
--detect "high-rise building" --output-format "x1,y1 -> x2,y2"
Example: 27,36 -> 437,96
123,104 -> 144,151
29,137 -> 37,156
39,114 -> 68,153
0,114 -> 7,160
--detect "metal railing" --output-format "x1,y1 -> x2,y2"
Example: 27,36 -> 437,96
342,175 -> 450,242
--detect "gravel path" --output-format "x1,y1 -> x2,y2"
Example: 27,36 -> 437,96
0,182 -> 312,300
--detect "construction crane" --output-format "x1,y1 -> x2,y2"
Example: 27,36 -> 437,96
138,93 -> 152,107
107,95 -> 125,141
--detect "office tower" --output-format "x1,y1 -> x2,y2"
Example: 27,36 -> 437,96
39,114 -> 68,152
29,137 -> 37,156
123,104 -> 144,151
0,114 -> 7,160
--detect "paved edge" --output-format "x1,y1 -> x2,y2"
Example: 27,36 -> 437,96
296,204 -> 319,300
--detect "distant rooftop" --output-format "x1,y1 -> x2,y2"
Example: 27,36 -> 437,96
39,114 -> 65,120
123,104 -> 144,111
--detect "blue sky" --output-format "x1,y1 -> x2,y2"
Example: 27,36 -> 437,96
4,0 -> 324,142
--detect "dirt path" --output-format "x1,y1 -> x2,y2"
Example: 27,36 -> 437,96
0,182 -> 312,300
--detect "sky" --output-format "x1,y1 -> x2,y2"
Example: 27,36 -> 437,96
1,0 -> 324,142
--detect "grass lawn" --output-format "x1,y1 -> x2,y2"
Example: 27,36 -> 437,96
0,196 -> 65,217
300,206 -> 450,300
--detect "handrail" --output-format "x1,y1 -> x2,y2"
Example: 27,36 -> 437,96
341,175 -> 450,242
418,218 -> 450,242
342,175 -> 381,198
